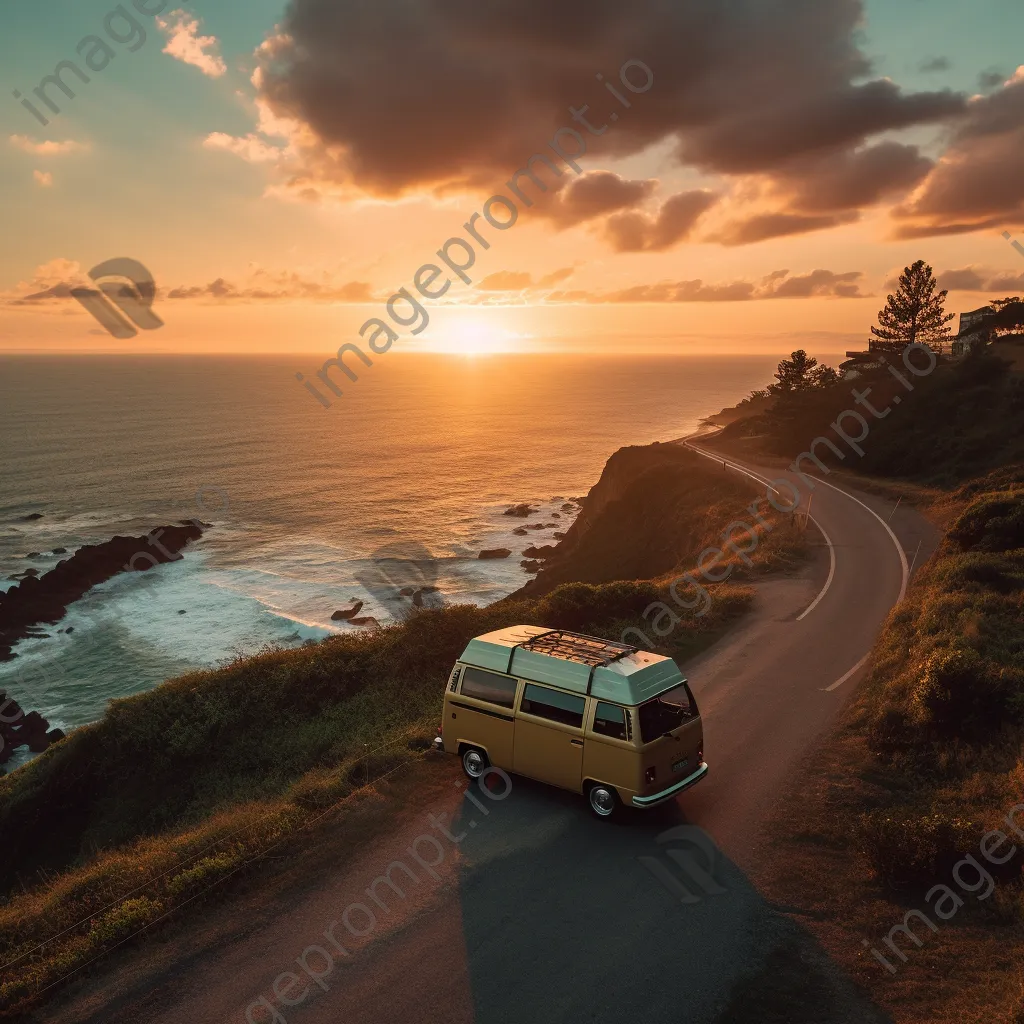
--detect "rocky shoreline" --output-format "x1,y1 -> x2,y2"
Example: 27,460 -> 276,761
0,521 -> 207,662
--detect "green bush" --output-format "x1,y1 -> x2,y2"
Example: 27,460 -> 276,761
88,896 -> 162,945
949,493 -> 1024,552
857,810 -> 979,887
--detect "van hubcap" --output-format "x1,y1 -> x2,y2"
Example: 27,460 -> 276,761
590,787 -> 615,816
463,750 -> 486,777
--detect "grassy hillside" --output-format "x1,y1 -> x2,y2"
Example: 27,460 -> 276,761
517,443 -> 802,595
718,347 -> 1024,487
0,441 -> 807,1016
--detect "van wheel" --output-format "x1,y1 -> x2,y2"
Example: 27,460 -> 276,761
587,783 -> 620,819
461,747 -> 488,780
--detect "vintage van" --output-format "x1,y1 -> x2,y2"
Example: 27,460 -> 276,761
433,625 -> 707,818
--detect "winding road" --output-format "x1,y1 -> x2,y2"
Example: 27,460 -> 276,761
43,444 -> 937,1024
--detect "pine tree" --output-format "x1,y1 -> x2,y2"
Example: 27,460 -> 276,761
769,350 -> 839,393
871,260 -> 954,352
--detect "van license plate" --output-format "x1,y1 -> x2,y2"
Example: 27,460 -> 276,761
672,758 -> 689,773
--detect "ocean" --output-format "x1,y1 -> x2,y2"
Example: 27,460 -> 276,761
0,350 -> 832,754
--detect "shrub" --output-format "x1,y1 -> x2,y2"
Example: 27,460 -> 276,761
88,896 -> 163,945
949,493 -> 1024,552
857,810 -> 979,888
911,646 -> 994,732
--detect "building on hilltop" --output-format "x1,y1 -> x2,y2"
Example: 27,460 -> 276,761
951,305 -> 996,357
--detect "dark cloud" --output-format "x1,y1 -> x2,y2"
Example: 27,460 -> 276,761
256,0 -> 967,208
541,171 -> 657,226
763,268 -> 865,298
715,211 -> 857,246
919,56 -> 951,74
979,69 -> 1007,90
893,73 -> 1024,237
604,190 -> 719,251
778,142 -> 933,212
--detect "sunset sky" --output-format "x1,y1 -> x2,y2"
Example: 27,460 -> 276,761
1,0 -> 1022,356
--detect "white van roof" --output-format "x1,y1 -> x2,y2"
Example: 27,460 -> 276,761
458,625 -> 685,707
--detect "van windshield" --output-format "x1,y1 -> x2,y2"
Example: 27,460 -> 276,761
638,683 -> 698,743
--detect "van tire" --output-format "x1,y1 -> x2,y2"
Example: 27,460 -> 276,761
460,746 -> 489,780
586,782 -> 620,819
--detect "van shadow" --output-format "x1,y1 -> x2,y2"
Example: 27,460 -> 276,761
449,773 -> 893,1024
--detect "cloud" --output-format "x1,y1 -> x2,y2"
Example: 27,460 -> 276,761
157,11 -> 227,78
541,171 -> 657,226
33,170 -> 53,188
919,56 -> 951,74
166,271 -> 376,302
10,136 -> 87,155
893,71 -> 1024,237
537,267 -> 575,288
715,211 -> 857,246
478,271 -> 534,292
549,268 -> 867,303
604,190 -> 719,251
245,0 -> 967,209
203,132 -> 284,163
978,69 -> 1007,90
3,259 -> 89,304
937,266 -> 1024,292
476,267 -> 577,292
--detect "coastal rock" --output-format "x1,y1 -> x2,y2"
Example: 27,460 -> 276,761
503,504 -> 538,518
65,626 -> 74,634
478,548 -> 512,560
52,547 -> 67,555
331,600 -> 364,621
46,728 -> 66,744
527,523 -> 546,531
561,503 -> 576,511
349,616 -> 380,627
542,523 -> 558,528
522,545 -> 557,559
553,532 -> 566,540
551,513 -> 561,519
398,587 -> 416,597
512,527 -> 528,536
0,521 -> 206,662
19,513 -> 43,522
26,552 -> 41,560
520,559 -> 542,573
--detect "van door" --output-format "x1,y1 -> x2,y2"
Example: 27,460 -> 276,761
583,701 -> 640,799
636,682 -> 703,798
452,667 -> 519,769
513,683 -> 585,793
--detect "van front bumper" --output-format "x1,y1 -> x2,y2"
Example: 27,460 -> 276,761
631,762 -> 708,808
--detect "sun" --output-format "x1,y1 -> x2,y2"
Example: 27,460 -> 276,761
444,319 -> 510,355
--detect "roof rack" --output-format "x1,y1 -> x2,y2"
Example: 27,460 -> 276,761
519,630 -> 637,669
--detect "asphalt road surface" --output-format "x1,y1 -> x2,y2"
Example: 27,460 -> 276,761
43,450 -> 937,1024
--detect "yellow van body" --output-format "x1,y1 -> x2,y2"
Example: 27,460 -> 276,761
434,626 -> 707,817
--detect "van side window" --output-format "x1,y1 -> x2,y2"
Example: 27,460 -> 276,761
460,667 -> 517,708
593,702 -> 628,741
520,683 -> 585,728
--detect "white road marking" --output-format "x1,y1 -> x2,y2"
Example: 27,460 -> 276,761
823,652 -> 871,692
808,477 -> 909,604
684,443 -> 836,621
